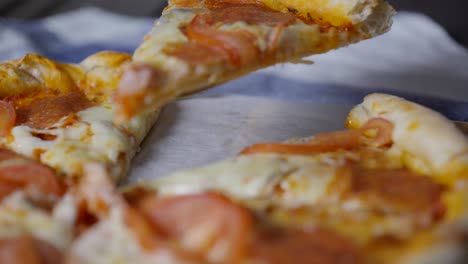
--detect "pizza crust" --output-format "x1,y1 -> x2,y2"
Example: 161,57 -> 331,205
0,63 -> 43,98
347,93 -> 468,184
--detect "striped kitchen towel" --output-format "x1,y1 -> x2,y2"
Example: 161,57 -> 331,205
0,7 -> 467,122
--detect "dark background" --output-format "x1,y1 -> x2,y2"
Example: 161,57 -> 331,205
0,0 -> 467,46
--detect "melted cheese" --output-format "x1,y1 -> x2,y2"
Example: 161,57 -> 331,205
0,192 -> 76,250
148,154 -> 339,208
5,103 -> 153,180
134,10 -> 194,70
70,208 -> 184,264
219,22 -> 274,53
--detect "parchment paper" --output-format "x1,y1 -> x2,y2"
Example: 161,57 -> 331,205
128,96 -> 353,183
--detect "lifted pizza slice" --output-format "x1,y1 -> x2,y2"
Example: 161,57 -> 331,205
114,0 -> 395,120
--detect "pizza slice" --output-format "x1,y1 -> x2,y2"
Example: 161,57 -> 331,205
102,93 -> 467,263
114,0 -> 395,121
0,52 -> 163,262
0,52 -> 160,181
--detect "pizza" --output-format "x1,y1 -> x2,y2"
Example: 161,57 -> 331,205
0,0 -> 463,262
113,0 -> 395,121
49,93 -> 465,264
0,92 -> 464,263
0,52 -> 160,181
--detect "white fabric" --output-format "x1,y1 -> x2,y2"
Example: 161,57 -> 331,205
263,12 -> 468,101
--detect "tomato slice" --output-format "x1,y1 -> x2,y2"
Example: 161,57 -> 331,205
0,236 -> 63,264
0,101 -> 16,137
251,228 -> 362,264
136,193 -> 252,263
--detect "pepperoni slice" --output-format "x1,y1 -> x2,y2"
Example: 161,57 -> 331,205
0,163 -> 64,199
185,15 -> 259,66
251,228 -> 362,264
115,63 -> 166,121
240,143 -> 338,155
123,207 -> 160,251
240,118 -> 393,155
0,236 -> 63,264
0,181 -> 21,200
208,4 -> 296,26
123,205 -> 206,262
0,148 -> 20,161
177,0 -> 296,66
163,42 -> 226,65
350,167 -> 445,216
15,91 -> 93,130
0,101 -> 16,137
308,129 -> 363,149
240,130 -> 362,155
135,193 -> 252,263
33,239 -> 63,264
0,149 -> 64,200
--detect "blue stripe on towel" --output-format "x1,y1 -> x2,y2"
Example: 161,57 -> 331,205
200,74 -> 468,122
0,18 -> 151,62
